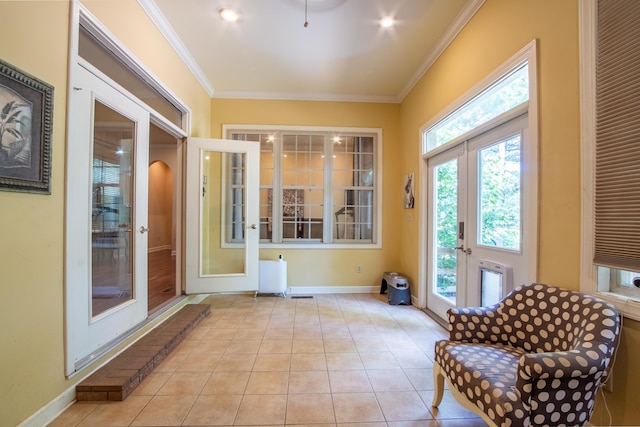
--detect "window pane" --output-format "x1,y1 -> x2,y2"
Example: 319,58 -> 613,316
478,135 -> 521,250
227,127 -> 378,245
424,64 -> 529,153
434,159 -> 458,303
91,101 -> 134,316
79,26 -> 183,128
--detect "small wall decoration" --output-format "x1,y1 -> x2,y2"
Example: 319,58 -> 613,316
0,59 -> 53,194
404,172 -> 415,209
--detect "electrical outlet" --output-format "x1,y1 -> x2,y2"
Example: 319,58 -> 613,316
356,265 -> 361,273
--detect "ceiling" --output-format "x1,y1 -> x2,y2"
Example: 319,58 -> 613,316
141,0 -> 483,103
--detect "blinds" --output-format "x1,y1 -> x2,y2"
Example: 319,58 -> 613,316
594,0 -> 640,270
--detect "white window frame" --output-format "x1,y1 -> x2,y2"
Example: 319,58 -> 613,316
222,124 -> 382,249
579,0 -> 640,321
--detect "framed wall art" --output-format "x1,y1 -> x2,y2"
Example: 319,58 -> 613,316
404,172 -> 415,209
0,59 -> 53,194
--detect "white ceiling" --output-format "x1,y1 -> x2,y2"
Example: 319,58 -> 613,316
141,0 -> 483,103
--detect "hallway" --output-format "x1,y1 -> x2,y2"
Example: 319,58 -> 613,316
49,293 -> 485,426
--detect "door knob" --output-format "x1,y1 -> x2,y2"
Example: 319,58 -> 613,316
139,226 -> 150,234
247,224 -> 257,230
455,245 -> 472,255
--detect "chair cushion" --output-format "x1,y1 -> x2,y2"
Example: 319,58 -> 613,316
435,340 -> 529,426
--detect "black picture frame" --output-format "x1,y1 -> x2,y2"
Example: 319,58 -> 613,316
0,59 -> 53,194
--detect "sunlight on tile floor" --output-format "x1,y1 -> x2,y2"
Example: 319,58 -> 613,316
49,293 -> 487,426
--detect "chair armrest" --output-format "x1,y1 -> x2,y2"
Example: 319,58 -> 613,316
516,347 -> 607,405
447,305 -> 502,343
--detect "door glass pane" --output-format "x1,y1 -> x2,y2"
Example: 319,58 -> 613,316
202,151 -> 246,275
478,135 -> 521,250
434,159 -> 458,302
91,101 -> 134,316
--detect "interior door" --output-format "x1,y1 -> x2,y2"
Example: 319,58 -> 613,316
66,65 -> 149,374
185,137 -> 260,293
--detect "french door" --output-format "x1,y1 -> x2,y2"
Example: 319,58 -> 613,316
427,114 -> 530,319
185,138 -> 260,294
66,65 -> 149,374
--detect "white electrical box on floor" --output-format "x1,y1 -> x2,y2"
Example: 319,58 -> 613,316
258,260 -> 287,296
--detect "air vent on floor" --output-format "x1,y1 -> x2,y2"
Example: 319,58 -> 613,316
291,295 -> 314,299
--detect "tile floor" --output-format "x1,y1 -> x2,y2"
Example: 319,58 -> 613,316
49,293 -> 486,426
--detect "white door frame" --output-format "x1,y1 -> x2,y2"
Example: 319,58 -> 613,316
65,64 -> 150,375
417,42 -> 538,316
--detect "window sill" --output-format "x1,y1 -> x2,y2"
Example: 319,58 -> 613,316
592,291 -> 640,322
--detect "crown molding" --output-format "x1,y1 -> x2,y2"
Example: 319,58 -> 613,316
398,0 -> 485,102
137,0 -> 215,97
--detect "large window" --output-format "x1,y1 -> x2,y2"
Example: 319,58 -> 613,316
224,126 -> 380,246
581,0 -> 640,319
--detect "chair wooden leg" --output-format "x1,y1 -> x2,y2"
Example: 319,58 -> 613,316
432,362 -> 445,407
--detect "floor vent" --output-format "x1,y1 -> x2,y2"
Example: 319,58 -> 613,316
291,295 -> 314,299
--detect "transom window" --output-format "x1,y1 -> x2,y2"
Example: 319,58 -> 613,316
224,126 -> 380,247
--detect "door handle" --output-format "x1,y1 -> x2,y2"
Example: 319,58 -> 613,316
247,224 -> 257,230
455,245 -> 472,255
139,226 -> 150,234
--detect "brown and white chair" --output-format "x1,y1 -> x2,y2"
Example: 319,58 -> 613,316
432,283 -> 620,427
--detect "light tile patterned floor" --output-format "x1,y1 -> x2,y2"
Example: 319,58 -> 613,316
49,293 -> 487,426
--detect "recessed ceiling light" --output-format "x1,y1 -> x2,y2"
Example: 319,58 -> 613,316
219,8 -> 239,22
379,16 -> 394,28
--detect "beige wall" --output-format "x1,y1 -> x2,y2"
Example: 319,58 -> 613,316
1,0 -> 638,425
399,0 -> 639,424
211,99 -> 402,288
0,1 -> 212,425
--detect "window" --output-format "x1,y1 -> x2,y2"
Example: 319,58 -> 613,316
224,126 -> 380,247
423,64 -> 529,153
580,0 -> 640,319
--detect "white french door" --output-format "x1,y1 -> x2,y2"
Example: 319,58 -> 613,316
185,138 -> 260,293
66,65 -> 149,375
427,114 -> 530,319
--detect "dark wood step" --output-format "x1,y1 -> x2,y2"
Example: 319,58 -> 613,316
76,303 -> 210,401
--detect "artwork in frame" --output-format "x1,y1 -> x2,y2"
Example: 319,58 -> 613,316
0,59 -> 53,194
404,172 -> 415,209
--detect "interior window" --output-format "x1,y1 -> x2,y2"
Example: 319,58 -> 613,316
228,128 -> 379,246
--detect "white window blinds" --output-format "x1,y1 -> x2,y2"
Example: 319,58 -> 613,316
594,0 -> 640,270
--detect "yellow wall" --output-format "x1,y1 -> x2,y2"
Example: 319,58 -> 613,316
0,0 -> 638,425
0,1 -> 211,425
211,99 -> 402,288
399,0 -> 639,424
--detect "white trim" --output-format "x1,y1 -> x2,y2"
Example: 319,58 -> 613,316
417,40 -> 539,318
419,40 -> 538,148
22,295 -> 208,427
398,0 -> 486,102
137,0 -> 215,98
148,244 -> 172,253
289,286 -> 379,294
212,90 -> 400,104
78,2 -> 192,136
579,0 -> 640,321
138,0 -> 483,104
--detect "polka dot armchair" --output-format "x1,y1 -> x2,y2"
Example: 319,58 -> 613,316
432,283 -> 620,427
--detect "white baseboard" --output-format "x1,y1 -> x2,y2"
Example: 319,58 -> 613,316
288,285 -> 378,294
23,294 -> 209,427
148,245 -> 172,253
18,385 -> 77,427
